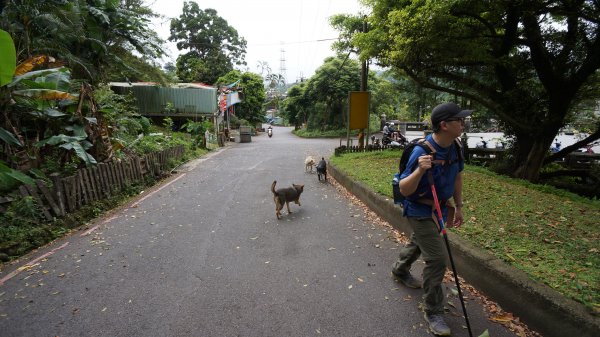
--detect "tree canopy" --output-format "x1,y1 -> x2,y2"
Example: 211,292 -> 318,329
169,2 -> 247,84
283,56 -> 361,130
350,0 -> 600,181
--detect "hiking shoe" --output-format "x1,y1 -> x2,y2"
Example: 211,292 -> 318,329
392,271 -> 423,289
424,313 -> 451,336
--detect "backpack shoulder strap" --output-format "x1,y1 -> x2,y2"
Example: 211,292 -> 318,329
453,137 -> 464,162
424,139 -> 449,165
423,138 -> 464,166
398,138 -> 432,173
421,139 -> 436,155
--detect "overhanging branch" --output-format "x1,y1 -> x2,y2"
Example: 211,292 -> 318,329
545,123 -> 600,164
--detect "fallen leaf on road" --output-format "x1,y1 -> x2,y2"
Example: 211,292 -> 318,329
18,263 -> 39,272
348,285 -> 353,289
328,247 -> 336,251
357,278 -> 364,282
490,313 -> 514,323
477,329 -> 490,337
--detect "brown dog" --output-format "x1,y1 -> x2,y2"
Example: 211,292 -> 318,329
271,180 -> 304,219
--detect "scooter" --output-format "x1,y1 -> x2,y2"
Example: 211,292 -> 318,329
476,137 -> 488,149
576,142 -> 597,153
550,140 -> 561,153
586,145 -> 595,154
382,132 -> 407,147
267,127 -> 273,138
382,133 -> 393,145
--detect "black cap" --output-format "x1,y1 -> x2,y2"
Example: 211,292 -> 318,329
431,102 -> 473,126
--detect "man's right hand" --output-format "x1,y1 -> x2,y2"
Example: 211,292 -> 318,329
417,154 -> 433,172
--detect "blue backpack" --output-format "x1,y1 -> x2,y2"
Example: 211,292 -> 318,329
392,138 -> 463,204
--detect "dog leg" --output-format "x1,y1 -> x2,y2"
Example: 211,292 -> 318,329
275,197 -> 282,219
286,201 -> 292,214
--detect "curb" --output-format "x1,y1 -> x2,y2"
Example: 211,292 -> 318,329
329,162 -> 599,337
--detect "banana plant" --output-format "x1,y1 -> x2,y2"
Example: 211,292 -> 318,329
0,29 -> 16,87
36,134 -> 97,166
0,160 -> 35,193
1,35 -> 97,170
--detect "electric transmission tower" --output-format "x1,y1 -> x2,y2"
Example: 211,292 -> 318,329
279,47 -> 287,92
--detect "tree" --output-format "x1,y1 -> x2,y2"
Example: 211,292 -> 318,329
303,56 -> 361,130
282,83 -> 310,128
104,46 -> 171,84
256,61 -> 271,77
169,2 -> 247,84
354,0 -> 600,181
215,70 -> 265,125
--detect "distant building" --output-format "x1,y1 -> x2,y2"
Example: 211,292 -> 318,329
110,82 -> 217,116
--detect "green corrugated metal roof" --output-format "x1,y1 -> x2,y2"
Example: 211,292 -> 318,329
111,83 -> 217,114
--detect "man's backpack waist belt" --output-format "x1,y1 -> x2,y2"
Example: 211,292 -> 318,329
415,198 -> 448,207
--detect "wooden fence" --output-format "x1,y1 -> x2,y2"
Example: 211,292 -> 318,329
0,145 -> 185,221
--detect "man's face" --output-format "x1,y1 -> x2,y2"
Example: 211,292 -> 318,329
442,117 -> 465,137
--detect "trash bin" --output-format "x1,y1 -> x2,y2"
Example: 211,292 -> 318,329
239,126 -> 252,143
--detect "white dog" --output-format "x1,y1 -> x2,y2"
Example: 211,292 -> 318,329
304,156 -> 315,172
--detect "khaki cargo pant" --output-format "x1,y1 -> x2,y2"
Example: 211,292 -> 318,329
392,216 -> 447,315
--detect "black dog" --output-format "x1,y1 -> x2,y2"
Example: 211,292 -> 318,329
316,157 -> 327,181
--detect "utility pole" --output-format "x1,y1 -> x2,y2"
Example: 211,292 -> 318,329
360,16 -> 369,149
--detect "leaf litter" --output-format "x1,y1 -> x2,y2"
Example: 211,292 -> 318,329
328,176 -> 542,337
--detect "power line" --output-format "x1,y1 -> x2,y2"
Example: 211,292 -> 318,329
249,38 -> 339,47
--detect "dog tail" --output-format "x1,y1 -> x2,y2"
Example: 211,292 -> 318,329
271,180 -> 277,195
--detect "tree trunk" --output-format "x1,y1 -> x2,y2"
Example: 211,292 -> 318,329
513,135 -> 555,182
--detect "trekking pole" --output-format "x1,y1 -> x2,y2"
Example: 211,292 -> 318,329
427,171 -> 473,337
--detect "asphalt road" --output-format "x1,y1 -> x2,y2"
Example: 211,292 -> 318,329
0,126 -> 520,337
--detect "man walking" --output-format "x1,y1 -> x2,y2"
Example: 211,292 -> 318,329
391,102 -> 471,336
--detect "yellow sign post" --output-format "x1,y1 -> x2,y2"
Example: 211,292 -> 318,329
347,91 -> 370,147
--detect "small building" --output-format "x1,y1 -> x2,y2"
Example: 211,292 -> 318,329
110,82 -> 226,145
110,82 -> 217,117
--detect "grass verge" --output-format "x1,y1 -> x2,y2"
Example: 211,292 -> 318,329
330,149 -> 600,314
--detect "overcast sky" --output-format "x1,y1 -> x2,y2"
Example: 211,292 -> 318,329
147,0 -> 366,83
